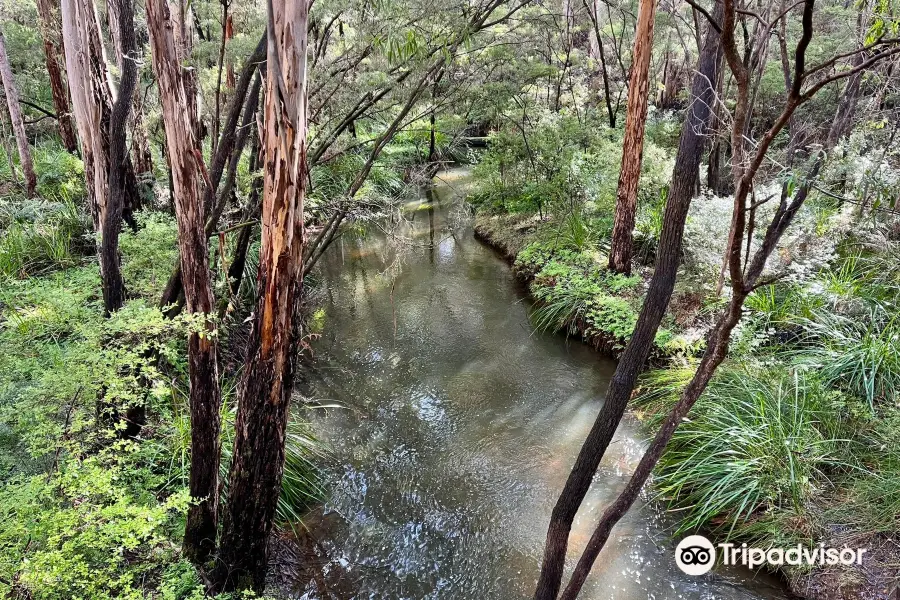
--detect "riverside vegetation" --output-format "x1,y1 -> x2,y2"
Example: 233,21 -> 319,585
0,0 -> 899,598
471,98 -> 900,598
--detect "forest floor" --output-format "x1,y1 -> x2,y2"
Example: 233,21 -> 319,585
473,211 -> 900,600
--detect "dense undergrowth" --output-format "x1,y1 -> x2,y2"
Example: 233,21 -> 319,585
0,147 -> 323,599
469,108 -> 900,593
636,243 -> 900,552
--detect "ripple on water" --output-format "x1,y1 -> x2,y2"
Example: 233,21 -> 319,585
293,169 -> 788,600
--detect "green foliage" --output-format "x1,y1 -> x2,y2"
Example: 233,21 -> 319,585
637,367 -> 853,537
795,308 -> 900,410
0,209 -> 323,597
119,212 -> 180,300
2,447 -> 192,600
0,143 -> 91,281
844,411 -> 900,533
518,240 -> 662,351
0,198 -> 91,280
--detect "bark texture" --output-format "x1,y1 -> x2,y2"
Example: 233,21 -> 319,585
215,0 -> 309,590
0,31 -> 37,198
533,4 -> 723,597
35,0 -> 79,153
62,0 -> 140,233
607,0 -> 657,274
157,34 -> 267,312
553,1 -> 900,597
61,0 -> 111,231
102,0 -> 138,314
146,0 -> 223,564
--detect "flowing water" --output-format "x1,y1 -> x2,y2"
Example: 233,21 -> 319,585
291,168 -> 788,600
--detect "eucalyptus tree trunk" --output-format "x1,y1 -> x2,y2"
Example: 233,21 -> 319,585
145,0 -> 222,564
102,0 -> 137,314
607,0 -> 657,275
215,0 -> 309,590
60,0 -> 130,313
62,0 -> 141,245
157,34 -> 267,312
553,1 -> 900,597
533,4 -> 724,597
35,0 -> 79,154
0,31 -> 37,198
131,91 -> 154,177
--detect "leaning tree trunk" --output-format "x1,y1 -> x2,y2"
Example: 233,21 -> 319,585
215,0 -> 309,591
552,1 -> 900,596
607,0 -> 657,275
146,0 -> 223,565
35,0 -> 79,154
0,30 -> 37,198
533,4 -> 724,598
102,0 -> 137,314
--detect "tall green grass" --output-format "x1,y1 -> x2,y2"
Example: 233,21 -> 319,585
0,199 -> 90,279
794,306 -> 900,410
637,366 -> 853,537
0,143 -> 90,280
159,375 -> 327,526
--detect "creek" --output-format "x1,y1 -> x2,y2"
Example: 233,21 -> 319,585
293,168 -> 788,600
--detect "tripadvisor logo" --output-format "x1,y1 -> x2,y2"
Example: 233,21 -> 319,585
675,535 -> 867,576
675,535 -> 716,575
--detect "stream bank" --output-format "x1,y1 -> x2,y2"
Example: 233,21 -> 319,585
471,209 -> 900,600
289,169 -> 787,599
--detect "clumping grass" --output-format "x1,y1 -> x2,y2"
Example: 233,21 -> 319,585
625,241 -> 900,584
636,366 -> 854,538
794,306 -> 900,410
0,143 -> 91,281
0,198 -> 91,280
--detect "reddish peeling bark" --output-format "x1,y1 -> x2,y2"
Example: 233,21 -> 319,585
553,2 -> 900,597
146,0 -> 223,564
35,0 -> 79,154
608,0 -> 657,275
215,0 -> 309,591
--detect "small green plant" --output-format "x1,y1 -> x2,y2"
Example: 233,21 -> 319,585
0,198 -> 90,280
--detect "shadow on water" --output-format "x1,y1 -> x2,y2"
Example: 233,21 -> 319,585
286,168 -> 789,600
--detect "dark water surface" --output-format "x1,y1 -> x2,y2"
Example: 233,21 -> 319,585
293,169 -> 787,600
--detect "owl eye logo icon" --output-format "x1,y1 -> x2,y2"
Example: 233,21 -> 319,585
675,535 -> 716,575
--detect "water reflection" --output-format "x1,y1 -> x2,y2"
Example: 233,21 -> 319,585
292,169 -> 786,600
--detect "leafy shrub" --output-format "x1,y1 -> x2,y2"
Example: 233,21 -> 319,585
0,219 -> 323,597
522,243 -> 651,349
3,447 -> 191,600
120,212 -> 179,301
